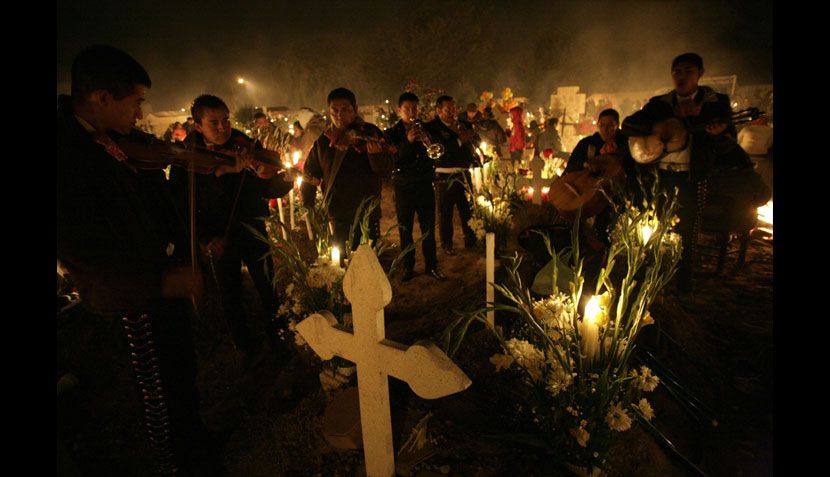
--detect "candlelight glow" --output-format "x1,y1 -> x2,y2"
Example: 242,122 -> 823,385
237,77 -> 244,84
757,200 -> 772,226
641,224 -> 655,244
296,177 -> 303,187
331,246 -> 341,265
480,141 -> 489,155
584,295 -> 601,325
292,151 -> 301,164
542,186 -> 550,194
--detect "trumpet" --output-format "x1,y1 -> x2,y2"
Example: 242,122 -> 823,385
412,120 -> 444,160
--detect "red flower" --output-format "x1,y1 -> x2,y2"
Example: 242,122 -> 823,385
268,198 -> 281,210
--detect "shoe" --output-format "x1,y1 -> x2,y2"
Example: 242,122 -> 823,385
443,248 -> 456,256
427,268 -> 446,280
402,269 -> 415,282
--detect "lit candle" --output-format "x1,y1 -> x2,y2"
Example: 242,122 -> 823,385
292,150 -> 301,165
276,198 -> 287,240
331,246 -> 341,266
641,223 -> 655,244
582,295 -> 601,364
289,189 -> 295,231
541,186 -> 550,201
527,187 -> 535,201
486,232 -> 495,328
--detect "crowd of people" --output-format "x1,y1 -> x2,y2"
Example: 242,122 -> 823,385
58,44 -> 770,475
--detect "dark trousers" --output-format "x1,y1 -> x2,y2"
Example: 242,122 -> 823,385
216,226 -> 280,351
435,171 -> 476,249
394,180 -> 437,271
119,300 -> 218,473
658,170 -> 703,293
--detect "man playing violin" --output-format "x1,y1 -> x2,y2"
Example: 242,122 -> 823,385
169,94 -> 293,366
427,95 -> 480,255
622,52 -> 752,300
57,45 -> 222,475
300,87 -> 393,255
384,92 -> 444,282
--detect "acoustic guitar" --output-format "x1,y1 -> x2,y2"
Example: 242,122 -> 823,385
548,153 -> 625,221
629,107 -> 764,164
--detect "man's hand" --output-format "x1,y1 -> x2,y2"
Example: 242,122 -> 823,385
406,125 -> 419,144
214,152 -> 250,177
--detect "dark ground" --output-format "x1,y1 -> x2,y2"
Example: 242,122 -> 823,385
57,182 -> 773,476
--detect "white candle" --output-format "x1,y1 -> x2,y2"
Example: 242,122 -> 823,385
474,168 -> 482,193
289,189 -> 296,231
486,232 -> 495,328
276,199 -> 287,240
582,295 -> 601,364
331,246 -> 341,267
305,213 -> 314,241
292,150 -> 301,165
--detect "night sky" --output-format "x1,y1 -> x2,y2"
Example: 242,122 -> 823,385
57,0 -> 773,113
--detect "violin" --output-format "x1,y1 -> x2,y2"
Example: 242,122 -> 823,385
328,126 -> 398,155
113,128 -> 287,177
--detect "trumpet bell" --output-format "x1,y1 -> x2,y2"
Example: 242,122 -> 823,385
427,143 -> 444,160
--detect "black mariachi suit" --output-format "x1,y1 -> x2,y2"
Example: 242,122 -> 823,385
57,95 -> 213,473
384,120 -> 438,272
169,129 -> 293,351
622,86 -> 752,292
300,121 -> 393,253
426,117 -> 479,250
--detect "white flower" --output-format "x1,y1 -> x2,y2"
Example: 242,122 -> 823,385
489,353 -> 514,372
504,338 -> 545,382
638,366 -> 660,392
637,398 -> 655,421
544,345 -> 574,396
605,402 -> 633,432
532,293 -> 575,335
603,337 -> 628,359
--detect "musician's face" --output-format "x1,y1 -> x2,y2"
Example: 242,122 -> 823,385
195,107 -> 232,145
329,99 -> 357,129
672,62 -> 703,96
436,100 -> 456,122
254,117 -> 271,128
597,115 -> 619,142
101,84 -> 146,134
398,100 -> 419,123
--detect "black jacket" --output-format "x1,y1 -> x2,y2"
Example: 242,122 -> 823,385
426,118 -> 479,169
384,120 -> 434,187
168,129 -> 292,244
622,86 -> 751,182
565,131 -> 633,176
300,121 -> 392,221
57,95 -> 187,314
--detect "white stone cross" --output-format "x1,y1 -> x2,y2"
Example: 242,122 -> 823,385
296,244 -> 472,477
518,155 -> 556,205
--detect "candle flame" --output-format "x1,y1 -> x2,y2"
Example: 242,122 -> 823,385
641,224 -> 655,244
292,151 -> 301,164
584,295 -> 601,325
331,246 -> 341,265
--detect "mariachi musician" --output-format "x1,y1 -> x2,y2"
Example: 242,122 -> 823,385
300,87 -> 393,255
169,94 -> 295,363
621,52 -> 752,298
426,95 -> 480,255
